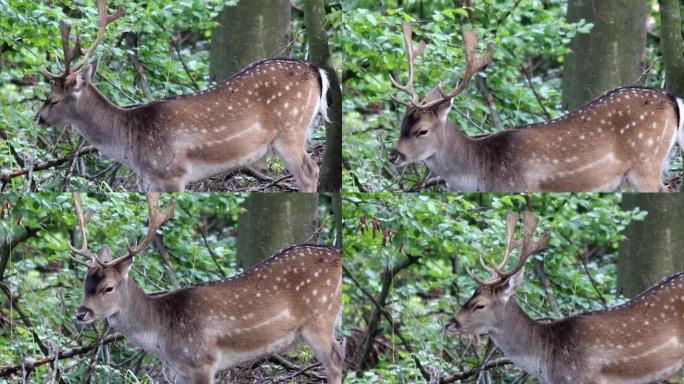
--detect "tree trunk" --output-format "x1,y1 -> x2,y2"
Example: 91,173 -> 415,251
236,194 -> 319,268
658,0 -> 684,96
209,0 -> 291,81
303,0 -> 342,192
617,194 -> 684,297
562,0 -> 648,109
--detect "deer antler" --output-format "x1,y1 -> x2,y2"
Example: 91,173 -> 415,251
469,211 -> 549,286
42,22 -> 83,82
69,193 -> 96,266
42,0 -> 124,82
390,20 -> 494,110
99,193 -> 176,268
389,22 -> 427,107
416,30 -> 494,110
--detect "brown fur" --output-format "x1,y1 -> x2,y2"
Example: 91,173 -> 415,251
37,59 -> 328,192
78,244 -> 343,384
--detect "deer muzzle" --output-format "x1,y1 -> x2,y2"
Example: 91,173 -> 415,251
75,306 -> 94,323
444,317 -> 461,333
388,149 -> 405,165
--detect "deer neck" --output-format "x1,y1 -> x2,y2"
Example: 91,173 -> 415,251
71,84 -> 135,165
106,279 -> 164,356
425,121 -> 486,191
488,300 -> 551,381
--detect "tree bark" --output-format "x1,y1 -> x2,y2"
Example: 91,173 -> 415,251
235,194 -> 319,268
303,0 -> 342,192
618,194 -> 684,297
562,0 -> 648,109
658,0 -> 684,96
209,0 -> 291,81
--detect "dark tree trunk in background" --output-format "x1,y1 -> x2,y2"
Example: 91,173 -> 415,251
562,0 -> 648,109
236,194 -> 318,268
303,0 -> 342,192
618,194 -> 684,297
658,0 -> 684,96
209,0 -> 291,81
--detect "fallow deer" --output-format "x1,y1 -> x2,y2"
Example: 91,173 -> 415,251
35,0 -> 330,192
445,211 -> 684,384
389,22 -> 684,192
69,193 -> 343,383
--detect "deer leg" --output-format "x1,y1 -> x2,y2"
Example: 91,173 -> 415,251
272,139 -> 319,192
150,176 -> 186,192
301,326 -> 343,384
625,167 -> 663,192
138,172 -> 185,192
136,172 -> 154,192
175,365 -> 215,384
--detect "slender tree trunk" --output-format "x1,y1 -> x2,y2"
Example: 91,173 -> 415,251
658,0 -> 684,96
209,0 -> 291,81
303,0 -> 342,192
562,0 -> 648,109
236,194 -> 319,268
617,194 -> 684,297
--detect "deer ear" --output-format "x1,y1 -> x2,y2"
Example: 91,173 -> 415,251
74,64 -> 95,90
500,267 -> 525,301
118,257 -> 134,278
98,246 -> 112,263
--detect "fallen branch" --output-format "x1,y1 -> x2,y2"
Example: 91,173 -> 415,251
439,357 -> 512,383
0,146 -> 97,182
0,334 -> 124,378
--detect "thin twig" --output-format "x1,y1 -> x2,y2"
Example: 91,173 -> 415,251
171,35 -> 200,92
521,63 -> 551,120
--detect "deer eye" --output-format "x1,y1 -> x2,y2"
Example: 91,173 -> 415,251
416,129 -> 429,137
103,286 -> 114,293
473,304 -> 485,311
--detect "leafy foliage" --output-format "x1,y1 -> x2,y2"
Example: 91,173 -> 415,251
340,0 -> 679,192
342,193 -> 645,383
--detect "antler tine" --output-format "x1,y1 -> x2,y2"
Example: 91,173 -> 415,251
417,29 -> 494,110
60,21 -> 82,77
68,193 -> 96,264
390,22 -> 427,107
520,212 -> 550,260
495,212 -> 549,281
43,21 -> 83,81
493,211 -> 523,272
472,212 -> 519,284
471,212 -> 548,287
101,193 -> 176,268
468,267 -> 500,286
70,0 -> 125,73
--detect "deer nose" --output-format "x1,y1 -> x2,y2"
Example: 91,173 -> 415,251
75,306 -> 93,322
389,149 -> 404,165
444,318 -> 460,333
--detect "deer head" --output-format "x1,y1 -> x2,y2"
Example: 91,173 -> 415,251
71,193 -> 175,323
445,212 -> 549,336
388,22 -> 493,166
35,0 -> 124,127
